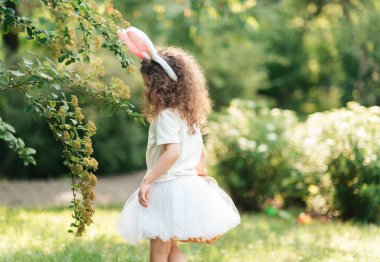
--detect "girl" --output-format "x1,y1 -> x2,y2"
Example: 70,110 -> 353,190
117,27 -> 241,262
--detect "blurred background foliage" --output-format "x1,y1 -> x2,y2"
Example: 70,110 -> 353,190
1,0 -> 379,220
207,99 -> 380,222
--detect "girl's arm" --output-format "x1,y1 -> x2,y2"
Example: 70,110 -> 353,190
142,143 -> 181,185
195,143 -> 207,175
138,143 -> 180,207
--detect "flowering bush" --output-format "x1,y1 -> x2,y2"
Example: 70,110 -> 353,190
294,102 -> 380,222
206,99 -> 299,210
207,99 -> 380,222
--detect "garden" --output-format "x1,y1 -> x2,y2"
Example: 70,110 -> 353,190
1,0 -> 379,261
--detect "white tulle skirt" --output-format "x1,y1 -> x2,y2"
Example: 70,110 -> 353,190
117,175 -> 241,245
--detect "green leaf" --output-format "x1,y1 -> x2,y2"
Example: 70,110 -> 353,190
25,148 -> 36,155
39,72 -> 53,80
26,27 -> 33,37
83,55 -> 90,64
17,138 -> 25,148
4,8 -> 15,16
25,93 -> 32,99
49,101 -> 57,108
3,122 -> 15,133
9,70 -> 25,77
23,58 -> 34,65
52,83 -> 60,90
3,132 -> 14,142
38,37 -> 48,44
29,75 -> 42,82
58,54 -> 66,63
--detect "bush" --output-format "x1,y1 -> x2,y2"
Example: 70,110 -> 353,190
207,99 -> 380,223
294,102 -> 380,222
206,98 -> 299,210
0,91 -> 147,179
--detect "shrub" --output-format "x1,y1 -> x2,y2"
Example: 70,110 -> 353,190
206,98 -> 299,210
208,99 -> 380,223
293,102 -> 380,222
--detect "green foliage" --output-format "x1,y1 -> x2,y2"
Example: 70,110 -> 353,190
115,0 -> 380,111
0,116 -> 36,166
294,102 -> 380,222
0,0 -> 144,236
0,1 -> 131,67
92,112 -> 147,174
331,151 -> 380,223
207,98 -> 299,210
208,99 -> 380,222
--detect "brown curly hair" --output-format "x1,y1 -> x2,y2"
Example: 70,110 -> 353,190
140,46 -> 212,135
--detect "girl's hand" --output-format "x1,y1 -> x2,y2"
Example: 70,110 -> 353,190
197,167 -> 207,177
196,144 -> 207,176
138,180 -> 151,208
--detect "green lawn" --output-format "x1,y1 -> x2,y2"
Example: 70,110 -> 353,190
0,206 -> 379,262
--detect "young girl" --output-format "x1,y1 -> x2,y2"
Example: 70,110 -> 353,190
117,27 -> 241,261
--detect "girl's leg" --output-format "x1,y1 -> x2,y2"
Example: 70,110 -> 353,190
168,240 -> 186,262
150,237 -> 171,262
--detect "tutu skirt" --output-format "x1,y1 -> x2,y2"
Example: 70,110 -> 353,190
117,175 -> 241,245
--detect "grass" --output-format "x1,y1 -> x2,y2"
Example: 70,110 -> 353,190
0,206 -> 379,262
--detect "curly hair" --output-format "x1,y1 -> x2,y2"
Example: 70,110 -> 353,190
140,46 -> 212,135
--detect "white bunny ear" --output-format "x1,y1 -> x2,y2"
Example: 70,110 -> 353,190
118,26 -> 178,82
153,55 -> 178,82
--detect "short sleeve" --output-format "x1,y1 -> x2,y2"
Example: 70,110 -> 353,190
155,109 -> 181,145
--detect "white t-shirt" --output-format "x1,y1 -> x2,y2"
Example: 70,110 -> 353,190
145,108 -> 203,183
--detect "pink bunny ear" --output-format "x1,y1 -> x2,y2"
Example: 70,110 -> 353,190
125,27 -> 157,59
117,29 -> 149,60
117,26 -> 178,82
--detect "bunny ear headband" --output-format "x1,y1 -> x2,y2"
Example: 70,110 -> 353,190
117,26 -> 178,82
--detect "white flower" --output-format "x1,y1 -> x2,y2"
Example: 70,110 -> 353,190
267,132 -> 278,141
227,129 -> 240,136
266,123 -> 275,131
325,138 -> 335,146
356,128 -> 366,139
257,144 -> 268,153
238,137 -> 256,151
340,121 -> 349,129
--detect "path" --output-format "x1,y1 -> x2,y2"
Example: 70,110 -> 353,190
0,171 -> 145,207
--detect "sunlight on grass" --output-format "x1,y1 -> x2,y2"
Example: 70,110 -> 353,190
0,207 -> 379,262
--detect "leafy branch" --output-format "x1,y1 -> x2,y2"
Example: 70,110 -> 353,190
0,116 -> 36,166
